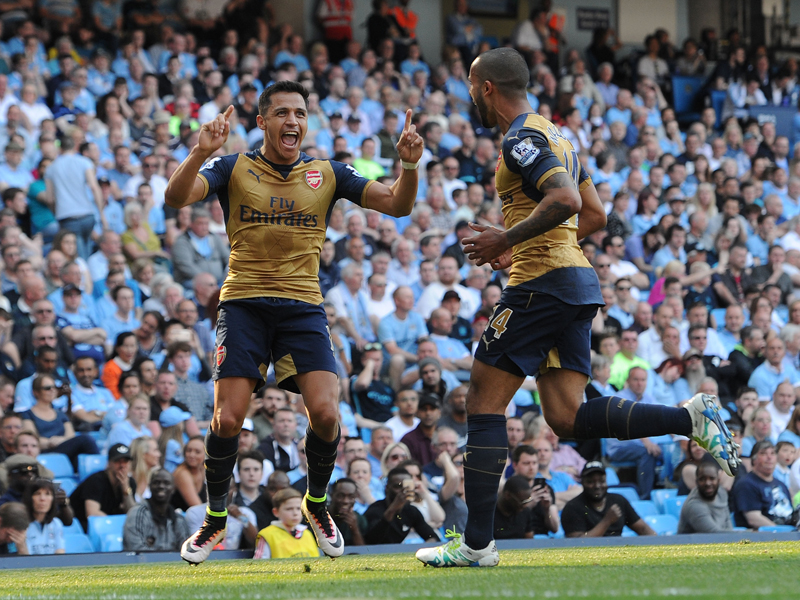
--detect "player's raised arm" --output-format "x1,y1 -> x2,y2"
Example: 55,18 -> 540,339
463,171 -> 582,266
165,105 -> 235,209
363,109 -> 424,217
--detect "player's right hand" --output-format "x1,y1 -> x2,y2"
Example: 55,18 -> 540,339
197,105 -> 235,155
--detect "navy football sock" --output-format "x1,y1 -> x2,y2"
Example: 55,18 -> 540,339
463,414 -> 508,550
304,425 -> 340,503
572,396 -> 692,440
204,430 -> 240,513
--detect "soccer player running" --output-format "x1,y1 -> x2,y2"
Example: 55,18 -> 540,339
416,48 -> 740,568
165,80 -> 424,564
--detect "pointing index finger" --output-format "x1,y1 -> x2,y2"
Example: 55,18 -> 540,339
404,109 -> 412,132
223,105 -> 235,119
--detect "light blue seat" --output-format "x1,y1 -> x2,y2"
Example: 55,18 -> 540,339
534,534 -> 550,539
663,495 -> 686,519
101,533 -> 124,552
62,519 -> 84,535
38,453 -> 75,479
78,454 -> 107,482
631,500 -> 659,517
650,488 -> 678,513
548,523 -> 565,539
87,515 -> 126,552
643,514 -> 678,535
607,486 -> 640,504
621,526 -> 637,537
54,478 -> 77,497
758,525 -> 796,533
64,533 -> 94,554
605,468 -> 620,486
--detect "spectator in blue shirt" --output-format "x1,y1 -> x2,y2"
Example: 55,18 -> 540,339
274,34 -> 311,73
56,284 -> 106,364
377,285 -> 427,390
532,437 -> 581,510
652,224 -> 688,269
748,336 -> 800,401
102,285 -> 140,353
107,395 -> 152,448
22,478 -> 64,555
70,356 -> 119,432
0,141 -> 34,191
732,440 -> 794,528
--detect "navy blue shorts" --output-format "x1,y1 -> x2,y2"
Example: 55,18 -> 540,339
214,298 -> 337,393
474,286 -> 598,379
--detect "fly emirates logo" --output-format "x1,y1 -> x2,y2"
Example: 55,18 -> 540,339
239,196 -> 319,228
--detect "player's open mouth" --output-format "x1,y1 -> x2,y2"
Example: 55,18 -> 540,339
281,131 -> 299,149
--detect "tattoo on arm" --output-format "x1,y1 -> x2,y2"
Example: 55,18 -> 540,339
505,173 -> 577,247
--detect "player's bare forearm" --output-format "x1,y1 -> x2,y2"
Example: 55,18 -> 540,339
388,168 -> 419,216
368,168 -> 419,217
575,183 -> 607,240
504,174 -> 581,248
164,147 -> 210,209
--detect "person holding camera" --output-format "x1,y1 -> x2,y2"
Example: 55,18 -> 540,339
363,466 -> 440,545
494,474 -> 559,539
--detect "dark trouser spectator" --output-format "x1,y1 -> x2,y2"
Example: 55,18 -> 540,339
51,434 -> 100,471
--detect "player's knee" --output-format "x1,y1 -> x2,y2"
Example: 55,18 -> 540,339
213,414 -> 244,438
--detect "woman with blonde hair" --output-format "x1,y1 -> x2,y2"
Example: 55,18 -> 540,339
380,442 -> 411,477
130,436 -> 162,502
688,182 -> 718,220
121,202 -> 170,265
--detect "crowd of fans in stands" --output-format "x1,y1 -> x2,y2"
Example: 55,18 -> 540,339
0,0 -> 799,557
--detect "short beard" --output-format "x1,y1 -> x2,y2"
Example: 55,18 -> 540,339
475,94 -> 493,128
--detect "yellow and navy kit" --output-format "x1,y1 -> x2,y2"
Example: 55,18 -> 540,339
496,112 -> 602,306
197,150 -> 375,304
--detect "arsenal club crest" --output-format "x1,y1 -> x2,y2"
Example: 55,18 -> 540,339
216,346 -> 227,367
306,170 -> 323,189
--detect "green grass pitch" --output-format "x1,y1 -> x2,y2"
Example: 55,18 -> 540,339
3,542 -> 800,599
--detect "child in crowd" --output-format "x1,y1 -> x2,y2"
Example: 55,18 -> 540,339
253,488 -> 320,559
774,441 -> 796,489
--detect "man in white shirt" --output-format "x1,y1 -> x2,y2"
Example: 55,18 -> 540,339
637,303 -> 674,368
198,85 -> 232,124
603,234 -> 649,291
122,155 -> 168,207
441,156 -> 467,209
366,273 -> 395,325
384,388 -> 420,442
415,255 -> 476,319
765,381 -> 796,440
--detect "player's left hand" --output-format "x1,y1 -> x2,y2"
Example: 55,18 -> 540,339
462,223 -> 510,267
395,109 -> 424,164
490,248 -> 513,271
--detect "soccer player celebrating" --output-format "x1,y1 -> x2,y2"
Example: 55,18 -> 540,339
166,80 -> 423,564
416,48 -> 740,569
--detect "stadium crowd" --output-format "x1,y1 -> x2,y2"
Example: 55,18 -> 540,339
0,0 -> 799,558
